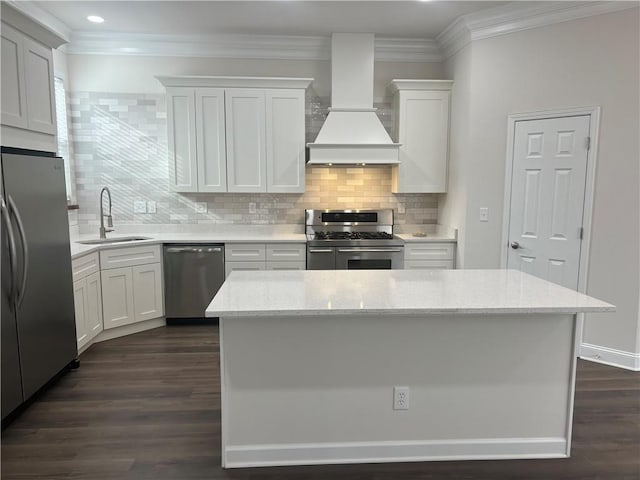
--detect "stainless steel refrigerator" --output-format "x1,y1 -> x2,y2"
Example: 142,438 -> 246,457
1,149 -> 77,422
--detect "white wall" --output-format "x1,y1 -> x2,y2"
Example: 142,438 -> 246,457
443,9 -> 640,358
67,54 -> 444,99
440,44 -> 472,267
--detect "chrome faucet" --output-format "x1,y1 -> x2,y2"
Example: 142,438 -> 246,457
99,186 -> 114,239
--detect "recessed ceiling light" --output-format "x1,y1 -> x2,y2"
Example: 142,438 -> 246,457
87,15 -> 104,23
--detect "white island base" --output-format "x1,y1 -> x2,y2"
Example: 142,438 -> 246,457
207,270 -> 614,468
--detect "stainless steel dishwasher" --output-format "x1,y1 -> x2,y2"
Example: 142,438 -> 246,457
163,244 -> 225,319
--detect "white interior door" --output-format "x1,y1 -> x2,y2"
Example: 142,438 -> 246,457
506,115 -> 590,289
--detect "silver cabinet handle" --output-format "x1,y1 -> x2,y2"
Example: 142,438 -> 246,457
8,196 -> 28,308
166,246 -> 223,253
337,248 -> 402,253
510,242 -> 521,250
308,248 -> 333,253
1,198 -> 18,305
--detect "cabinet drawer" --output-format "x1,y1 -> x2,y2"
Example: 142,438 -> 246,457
225,261 -> 266,278
266,243 -> 305,262
225,244 -> 266,262
404,260 -> 454,270
100,245 -> 161,270
404,243 -> 454,261
72,252 -> 100,282
266,261 -> 306,271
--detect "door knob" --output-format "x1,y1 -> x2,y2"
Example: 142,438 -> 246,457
510,241 -> 521,250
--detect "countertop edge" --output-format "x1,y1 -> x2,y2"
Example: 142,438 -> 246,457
206,306 -> 616,318
69,235 -> 308,260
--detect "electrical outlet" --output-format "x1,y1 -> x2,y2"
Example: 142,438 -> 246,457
195,202 -> 207,213
133,201 -> 147,213
146,201 -> 156,214
479,207 -> 489,222
398,204 -> 406,214
393,386 -> 410,411
249,202 -> 257,214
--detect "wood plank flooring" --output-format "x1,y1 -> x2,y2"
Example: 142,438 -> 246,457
2,325 -> 639,480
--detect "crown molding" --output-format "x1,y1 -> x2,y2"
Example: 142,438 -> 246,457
438,1 -> 639,59
67,32 -> 330,60
1,0 -> 71,45
375,38 -> 442,62
65,32 -> 440,62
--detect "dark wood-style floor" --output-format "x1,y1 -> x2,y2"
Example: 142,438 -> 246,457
2,325 -> 639,480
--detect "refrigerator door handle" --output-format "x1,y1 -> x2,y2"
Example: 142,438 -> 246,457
7,196 -> 29,308
1,197 -> 18,304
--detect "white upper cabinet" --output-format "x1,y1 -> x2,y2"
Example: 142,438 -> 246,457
1,23 -> 28,129
166,87 -> 198,192
388,80 -> 453,193
23,35 -> 56,135
0,5 -> 65,152
196,88 -> 227,192
225,89 -> 267,193
266,89 -> 306,193
158,76 -> 312,194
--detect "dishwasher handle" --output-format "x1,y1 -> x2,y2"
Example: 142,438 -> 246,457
165,246 -> 223,254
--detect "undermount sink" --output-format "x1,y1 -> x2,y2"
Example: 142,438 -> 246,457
78,236 -> 151,245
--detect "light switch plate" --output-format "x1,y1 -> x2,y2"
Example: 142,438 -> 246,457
479,207 -> 489,222
249,202 -> 257,214
398,204 -> 406,214
147,201 -> 156,214
134,201 -> 147,213
195,202 -> 207,214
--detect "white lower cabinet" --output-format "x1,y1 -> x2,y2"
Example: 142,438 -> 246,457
132,263 -> 164,322
85,271 -> 104,339
101,267 -> 136,330
72,255 -> 104,351
225,242 -> 306,277
100,245 -> 164,330
404,242 -> 456,270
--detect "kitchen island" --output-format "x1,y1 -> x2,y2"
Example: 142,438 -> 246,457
206,269 -> 614,468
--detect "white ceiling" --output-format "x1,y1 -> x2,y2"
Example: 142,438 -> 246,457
34,1 -> 507,39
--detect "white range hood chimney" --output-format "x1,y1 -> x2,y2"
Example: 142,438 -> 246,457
307,33 -> 400,165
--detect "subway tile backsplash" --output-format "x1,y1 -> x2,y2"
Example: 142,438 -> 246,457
70,92 -> 437,233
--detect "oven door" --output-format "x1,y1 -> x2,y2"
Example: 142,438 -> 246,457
335,247 -> 404,270
307,246 -> 336,270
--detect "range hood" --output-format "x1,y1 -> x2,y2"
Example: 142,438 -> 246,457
307,33 -> 401,165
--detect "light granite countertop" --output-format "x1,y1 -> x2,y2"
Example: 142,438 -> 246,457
206,269 -> 614,317
69,229 -> 307,259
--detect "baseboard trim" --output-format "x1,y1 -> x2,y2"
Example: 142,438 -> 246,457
93,318 -> 166,344
580,343 -> 640,371
224,437 -> 568,468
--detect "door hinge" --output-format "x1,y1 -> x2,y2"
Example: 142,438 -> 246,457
579,227 -> 584,240
586,137 -> 591,151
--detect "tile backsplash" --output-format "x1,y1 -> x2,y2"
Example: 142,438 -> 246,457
69,92 -> 437,233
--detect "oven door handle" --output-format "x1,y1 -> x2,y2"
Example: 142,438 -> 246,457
337,248 -> 403,253
308,248 -> 334,253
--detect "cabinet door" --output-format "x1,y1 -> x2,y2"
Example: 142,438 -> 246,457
404,260 -> 454,270
23,36 -> 56,135
196,88 -> 227,192
132,263 -> 164,322
265,89 -> 305,193
225,89 -> 266,193
166,87 -> 198,192
225,261 -> 266,278
101,267 -> 135,330
266,261 -> 306,271
1,23 -> 27,129
393,90 -> 450,193
73,279 -> 88,349
85,271 -> 104,342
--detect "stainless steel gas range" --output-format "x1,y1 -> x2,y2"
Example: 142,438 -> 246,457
306,209 -> 404,270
